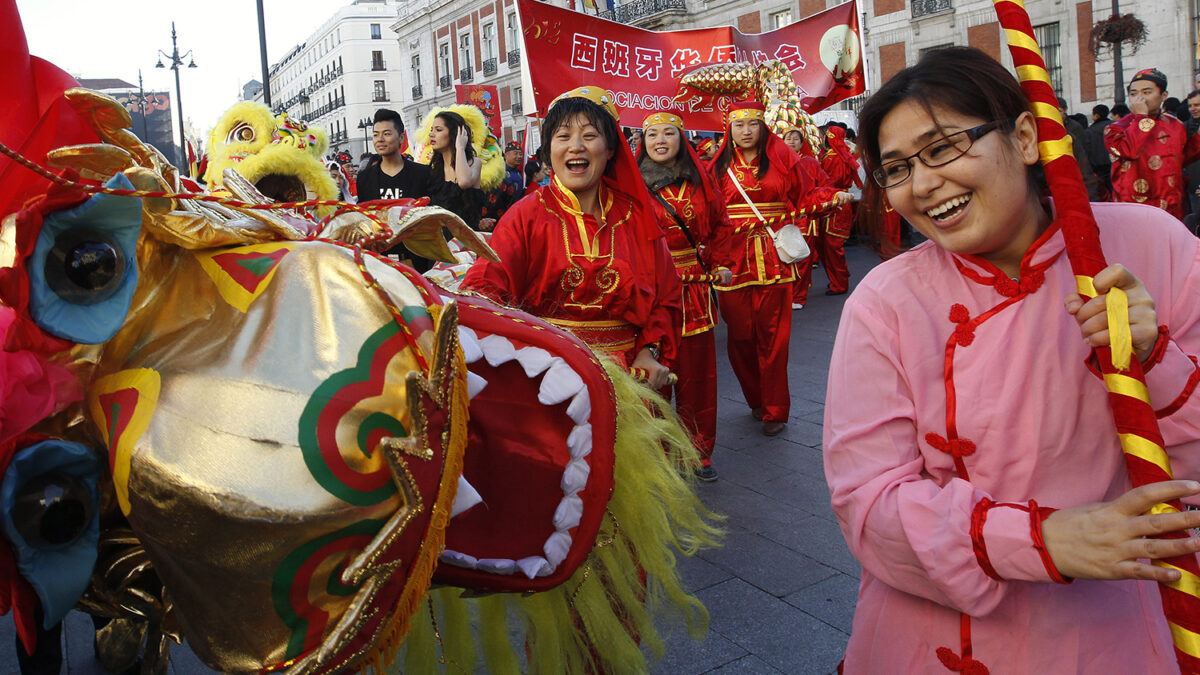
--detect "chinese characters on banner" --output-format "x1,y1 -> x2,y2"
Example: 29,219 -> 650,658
517,0 -> 864,131
455,84 -> 502,138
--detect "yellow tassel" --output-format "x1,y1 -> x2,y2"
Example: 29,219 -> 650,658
1106,285 -> 1133,371
437,587 -> 475,672
478,595 -> 521,675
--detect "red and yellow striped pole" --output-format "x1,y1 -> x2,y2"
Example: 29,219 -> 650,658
993,1 -> 1200,670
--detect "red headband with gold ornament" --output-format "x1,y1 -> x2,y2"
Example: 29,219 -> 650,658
727,101 -> 766,124
551,86 -> 619,121
642,112 -> 683,131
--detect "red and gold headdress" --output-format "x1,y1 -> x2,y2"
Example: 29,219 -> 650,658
726,101 -> 766,124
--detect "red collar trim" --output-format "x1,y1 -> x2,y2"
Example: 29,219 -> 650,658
951,217 -> 1064,297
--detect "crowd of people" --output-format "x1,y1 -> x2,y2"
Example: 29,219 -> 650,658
330,93 -> 863,480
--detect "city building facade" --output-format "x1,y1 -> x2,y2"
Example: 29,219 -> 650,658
864,0 -> 1199,118
255,0 -> 405,160
263,0 -> 1198,157
391,0 -> 529,144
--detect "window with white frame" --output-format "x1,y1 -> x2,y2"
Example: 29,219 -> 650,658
373,80 -> 388,102
439,42 -> 451,82
507,12 -> 519,50
459,32 -> 473,74
770,10 -> 791,28
412,54 -> 422,87
482,22 -> 496,61
370,23 -> 381,39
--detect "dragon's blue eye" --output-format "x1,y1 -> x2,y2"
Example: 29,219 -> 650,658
29,173 -> 141,344
0,440 -> 101,628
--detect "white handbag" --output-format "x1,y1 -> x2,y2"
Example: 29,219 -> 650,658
727,168 -> 810,264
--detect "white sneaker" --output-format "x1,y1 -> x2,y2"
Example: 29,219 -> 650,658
791,303 -> 804,310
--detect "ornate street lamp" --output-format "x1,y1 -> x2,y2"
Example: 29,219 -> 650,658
156,22 -> 197,167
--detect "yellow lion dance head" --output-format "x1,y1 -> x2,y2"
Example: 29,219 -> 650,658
203,101 -> 337,205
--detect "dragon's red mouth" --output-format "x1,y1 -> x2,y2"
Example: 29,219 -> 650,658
436,292 -> 617,592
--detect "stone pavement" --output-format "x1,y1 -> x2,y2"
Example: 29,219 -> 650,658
0,245 -> 881,674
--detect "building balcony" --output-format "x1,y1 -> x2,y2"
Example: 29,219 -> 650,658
483,58 -> 498,76
373,94 -> 390,102
597,0 -> 686,25
507,49 -> 520,67
911,0 -> 952,18
439,75 -> 451,90
512,101 -> 523,116
412,85 -> 423,100
460,67 -> 473,83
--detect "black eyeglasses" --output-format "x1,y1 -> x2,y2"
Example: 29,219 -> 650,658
871,121 -> 1005,189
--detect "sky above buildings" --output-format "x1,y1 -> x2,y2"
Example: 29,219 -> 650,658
16,0 -> 354,141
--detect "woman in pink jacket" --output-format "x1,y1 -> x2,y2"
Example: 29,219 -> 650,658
825,46 -> 1200,673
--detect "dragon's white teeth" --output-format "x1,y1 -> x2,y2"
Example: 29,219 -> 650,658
459,327 -> 483,363
543,531 -> 572,569
561,458 -> 591,493
449,329 -> 596,579
451,475 -> 483,517
553,494 -> 584,530
515,346 -> 554,377
479,334 -> 517,367
467,371 -> 488,399
517,556 -> 550,579
566,390 -> 591,425
441,550 -> 478,566
476,558 -> 516,575
566,423 -> 593,460
538,358 -> 585,406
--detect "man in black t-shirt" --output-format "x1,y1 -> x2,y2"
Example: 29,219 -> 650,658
356,108 -> 439,270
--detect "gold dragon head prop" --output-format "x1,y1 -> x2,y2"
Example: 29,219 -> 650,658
677,59 -> 824,156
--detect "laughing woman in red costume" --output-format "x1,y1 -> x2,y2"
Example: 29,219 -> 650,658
461,87 -> 680,389
638,111 -> 735,480
714,102 -> 849,435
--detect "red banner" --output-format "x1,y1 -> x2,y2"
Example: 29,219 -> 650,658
517,0 -> 864,132
455,84 -> 502,138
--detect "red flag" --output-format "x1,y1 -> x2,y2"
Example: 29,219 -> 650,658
455,84 -> 502,138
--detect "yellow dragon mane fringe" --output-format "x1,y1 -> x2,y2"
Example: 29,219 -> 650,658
414,104 -> 506,191
388,360 -> 724,674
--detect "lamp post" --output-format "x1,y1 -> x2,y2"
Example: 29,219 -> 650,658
156,21 -> 197,168
127,70 -> 152,142
358,118 -> 372,159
